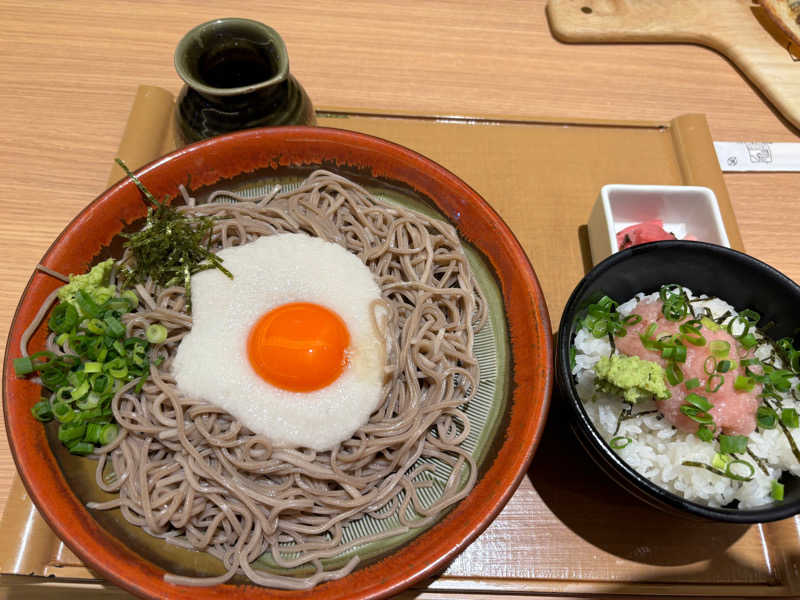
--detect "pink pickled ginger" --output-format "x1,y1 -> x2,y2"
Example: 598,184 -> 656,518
617,219 -> 676,250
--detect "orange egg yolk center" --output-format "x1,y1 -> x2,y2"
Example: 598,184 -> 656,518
247,302 -> 350,392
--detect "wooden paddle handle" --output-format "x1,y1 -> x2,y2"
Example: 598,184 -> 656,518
547,0 -> 726,43
547,0 -> 800,132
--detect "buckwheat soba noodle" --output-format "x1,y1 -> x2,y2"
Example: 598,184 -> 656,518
21,170 -> 487,588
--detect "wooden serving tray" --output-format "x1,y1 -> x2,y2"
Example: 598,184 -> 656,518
3,86 -> 799,598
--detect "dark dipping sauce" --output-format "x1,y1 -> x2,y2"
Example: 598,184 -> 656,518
198,42 -> 277,89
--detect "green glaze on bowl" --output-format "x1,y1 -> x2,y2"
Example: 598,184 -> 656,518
5,127 -> 553,600
174,18 -> 315,144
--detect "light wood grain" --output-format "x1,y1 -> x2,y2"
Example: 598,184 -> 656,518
548,0 -> 800,130
2,0 -> 800,596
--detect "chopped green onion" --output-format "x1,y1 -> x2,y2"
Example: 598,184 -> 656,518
86,337 -> 105,360
122,289 -> 139,308
104,357 -> 128,379
686,392 -> 713,412
697,424 -> 714,442
781,408 -> 799,429
54,387 -> 73,403
704,356 -> 717,375
66,440 -> 94,456
709,340 -> 730,359
663,302 -> 688,321
666,362 -> 683,385
90,374 -> 112,395
716,359 -> 732,373
772,480 -> 785,501
124,337 -> 148,350
659,284 -> 684,301
146,324 -> 168,344
40,366 -> 68,389
98,423 -> 118,445
640,323 -> 660,351
28,350 -> 54,366
48,302 -> 79,334
685,377 -> 700,390
77,407 -> 103,423
739,309 -> 761,323
726,315 -> 750,337
101,297 -> 131,312
765,368 -> 793,392
103,314 -> 126,338
712,452 -> 729,470
57,422 -> 85,443
660,284 -> 689,321
70,378 -> 90,401
85,318 -> 105,335
706,374 -> 724,393
740,333 -> 759,349
739,357 -> 759,368
52,401 -> 74,423
13,356 -> 34,376
16,282 -> 157,456
680,404 -> 713,424
134,375 -> 147,394
734,375 -> 755,392
31,400 -> 53,422
623,314 -> 642,325
74,289 -> 101,318
83,361 -> 103,374
757,405 -> 778,429
68,334 -> 91,355
719,434 -> 748,454
67,370 -> 85,387
84,422 -> 104,444
75,392 -> 100,411
609,436 -> 631,449
725,459 -> 755,481
679,320 -> 706,346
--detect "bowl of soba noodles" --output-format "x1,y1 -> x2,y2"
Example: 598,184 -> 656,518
4,126 -> 552,599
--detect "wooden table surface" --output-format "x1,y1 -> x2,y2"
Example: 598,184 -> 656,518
2,1 -> 800,596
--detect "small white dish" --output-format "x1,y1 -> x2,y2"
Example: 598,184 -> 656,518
588,184 -> 730,265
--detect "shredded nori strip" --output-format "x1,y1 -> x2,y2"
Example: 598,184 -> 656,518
681,460 -> 754,482
621,409 -> 659,421
715,310 -> 732,325
746,448 -> 771,477
763,397 -> 800,463
681,460 -> 729,478
613,403 -> 633,436
115,159 -> 233,310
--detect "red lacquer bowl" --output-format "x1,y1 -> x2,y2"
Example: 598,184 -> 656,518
4,127 -> 552,599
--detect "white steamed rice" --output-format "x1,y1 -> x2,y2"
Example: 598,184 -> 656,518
573,290 -> 800,509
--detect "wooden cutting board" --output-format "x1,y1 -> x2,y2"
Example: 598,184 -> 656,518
547,0 -> 800,131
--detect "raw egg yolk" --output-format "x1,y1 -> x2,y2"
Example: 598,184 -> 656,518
247,302 -> 350,392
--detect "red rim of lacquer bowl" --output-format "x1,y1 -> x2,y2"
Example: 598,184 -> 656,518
4,126 -> 553,600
